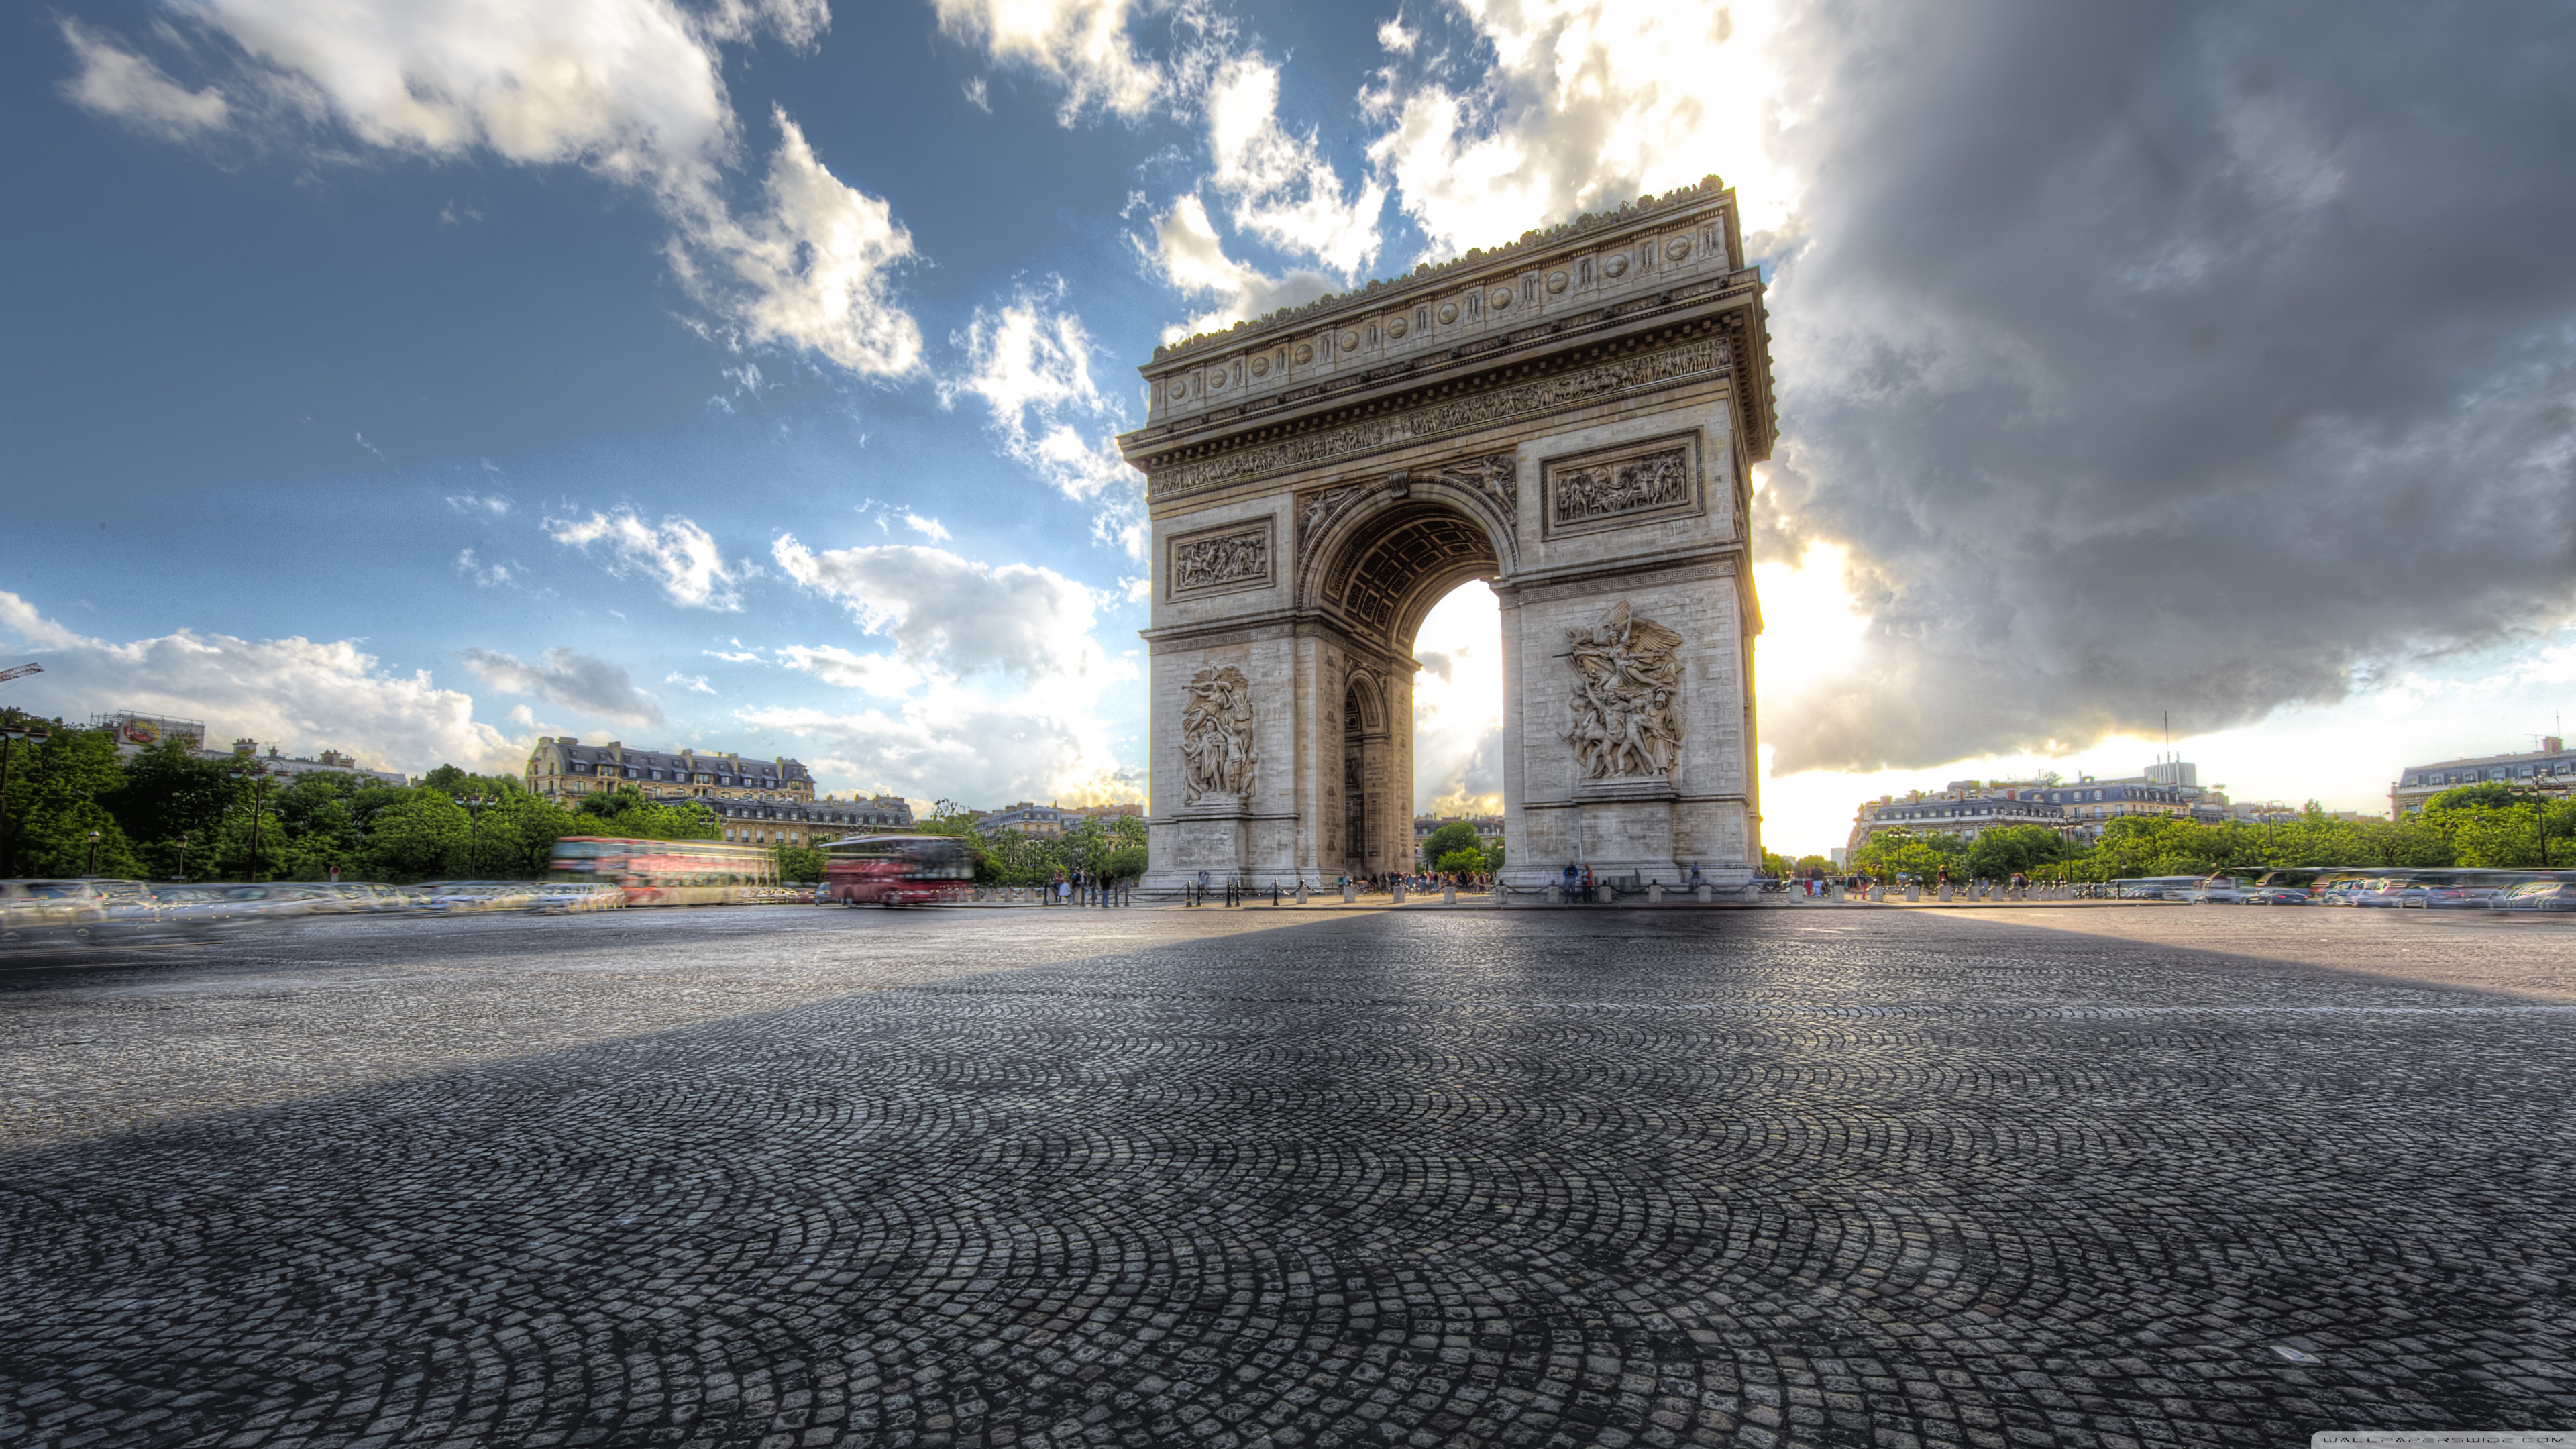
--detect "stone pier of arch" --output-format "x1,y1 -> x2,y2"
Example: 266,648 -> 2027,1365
1118,178 -> 1778,896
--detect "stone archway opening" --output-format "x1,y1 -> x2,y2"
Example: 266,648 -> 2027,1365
1308,494 -> 1503,881
1411,580 -> 1506,844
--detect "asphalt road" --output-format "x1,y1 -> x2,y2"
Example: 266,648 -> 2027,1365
2,904 -> 2570,1448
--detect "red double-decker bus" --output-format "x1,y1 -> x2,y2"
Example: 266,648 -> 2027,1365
822,835 -> 973,906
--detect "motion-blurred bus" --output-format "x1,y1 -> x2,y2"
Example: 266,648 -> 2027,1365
549,836 -> 777,906
822,834 -> 974,906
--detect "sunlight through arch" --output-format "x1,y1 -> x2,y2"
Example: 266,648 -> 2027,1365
1411,581 -> 1504,819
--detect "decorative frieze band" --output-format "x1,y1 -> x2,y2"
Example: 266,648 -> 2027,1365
1146,334 -> 1730,498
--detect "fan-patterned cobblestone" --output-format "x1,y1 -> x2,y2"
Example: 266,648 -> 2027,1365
1,906 -> 2570,1448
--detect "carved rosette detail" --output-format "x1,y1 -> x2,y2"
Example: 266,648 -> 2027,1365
1562,601 -> 1686,780
1181,665 -> 1259,805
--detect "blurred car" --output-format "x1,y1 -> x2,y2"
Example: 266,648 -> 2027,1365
415,881 -> 546,914
2491,881 -> 2576,912
0,879 -> 108,945
2353,883 -> 2424,908
154,883 -> 324,928
319,876 -> 409,907
2242,886 -> 2311,905
2194,876 -> 2253,904
530,881 -> 623,913
2422,886 -> 2500,910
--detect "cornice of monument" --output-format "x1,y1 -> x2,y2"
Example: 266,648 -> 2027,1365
1120,179 -> 1776,489
1144,175 -> 1741,366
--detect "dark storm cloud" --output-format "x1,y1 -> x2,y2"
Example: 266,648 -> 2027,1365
1758,0 -> 2576,771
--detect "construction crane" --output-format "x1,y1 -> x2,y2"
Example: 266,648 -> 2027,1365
0,663 -> 39,685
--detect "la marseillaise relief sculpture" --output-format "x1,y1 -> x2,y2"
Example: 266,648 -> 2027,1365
1118,177 -> 1778,894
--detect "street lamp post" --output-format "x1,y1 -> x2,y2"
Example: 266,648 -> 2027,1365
85,829 -> 99,877
176,832 -> 189,884
453,793 -> 495,878
0,719 -> 52,877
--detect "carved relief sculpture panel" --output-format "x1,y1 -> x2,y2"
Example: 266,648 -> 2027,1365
1541,434 -> 1702,537
1167,519 -> 1274,598
1180,665 -> 1259,805
1561,601 -> 1686,780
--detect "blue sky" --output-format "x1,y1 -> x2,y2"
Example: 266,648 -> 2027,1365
5,0 -> 2573,855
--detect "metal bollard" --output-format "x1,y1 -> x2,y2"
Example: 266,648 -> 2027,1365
1391,881 -> 1405,904
1342,883 -> 1356,904
1296,881 -> 1309,906
1548,883 -> 1562,905
1444,885 -> 1456,904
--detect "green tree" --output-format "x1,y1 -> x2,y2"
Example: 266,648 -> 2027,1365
1962,825 -> 2072,881
1098,843 -> 1149,881
1419,821 -> 1481,870
574,786 -> 719,841
1,723 -> 141,878
1435,847 -> 1487,876
920,799 -> 979,835
1850,829 -> 1966,881
1760,849 -> 1794,878
101,739 -> 235,878
1793,854 -> 1834,876
776,843 -> 827,883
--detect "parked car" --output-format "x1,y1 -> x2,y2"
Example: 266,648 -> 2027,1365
2194,876 -> 2253,904
2491,881 -> 2576,912
2242,886 -> 2311,905
2421,886 -> 2501,910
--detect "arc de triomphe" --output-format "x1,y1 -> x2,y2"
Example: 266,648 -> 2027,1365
1119,177 -> 1776,894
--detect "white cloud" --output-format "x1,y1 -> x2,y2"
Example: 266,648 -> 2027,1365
454,548 -> 523,589
1377,19 -> 1417,55
1363,0 -> 1789,259
61,1 -> 920,378
461,646 -> 663,725
0,589 -> 521,775
547,507 -> 749,610
665,671 -> 718,695
58,20 -> 230,140
445,490 -> 514,517
931,0 -> 1165,123
771,533 -> 1116,692
670,111 -> 922,376
943,286 -> 1144,555
775,644 -> 926,696
1141,193 -> 1338,341
902,512 -> 951,541
1205,55 -> 1384,276
741,694 -> 1138,808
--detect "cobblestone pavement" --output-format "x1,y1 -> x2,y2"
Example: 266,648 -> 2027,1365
2,907 -> 2571,1448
